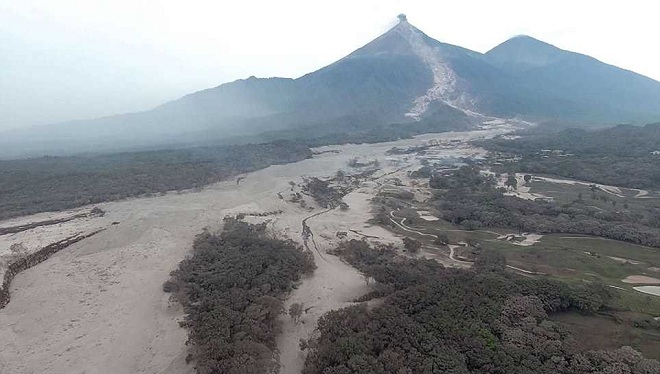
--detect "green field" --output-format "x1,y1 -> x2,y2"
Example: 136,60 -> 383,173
375,167 -> 660,362
382,204 -> 660,315
552,312 -> 660,359
527,177 -> 660,213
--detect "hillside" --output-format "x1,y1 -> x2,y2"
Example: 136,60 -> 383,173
2,16 -> 660,158
485,36 -> 660,122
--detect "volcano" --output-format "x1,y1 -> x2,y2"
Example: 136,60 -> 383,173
2,15 -> 660,157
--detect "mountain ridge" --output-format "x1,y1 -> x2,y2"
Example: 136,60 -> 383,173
2,16 -> 660,158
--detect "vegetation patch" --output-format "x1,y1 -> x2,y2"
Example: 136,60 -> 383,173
0,141 -> 311,220
303,241 -> 659,373
551,312 -> 660,359
165,218 -> 315,374
479,123 -> 660,189
429,166 -> 660,248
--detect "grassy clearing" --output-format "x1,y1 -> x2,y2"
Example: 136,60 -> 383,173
483,234 -> 660,314
608,288 -> 660,316
542,235 -> 660,265
493,235 -> 660,281
551,311 -> 660,359
387,205 -> 660,278
527,178 -> 660,212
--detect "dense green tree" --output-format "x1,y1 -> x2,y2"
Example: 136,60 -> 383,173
480,124 -> 660,190
289,303 -> 303,324
166,218 -> 315,374
427,166 -> 660,248
402,237 -> 422,253
303,242 -> 657,374
505,174 -> 518,190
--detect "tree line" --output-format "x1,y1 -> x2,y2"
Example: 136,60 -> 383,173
302,240 -> 659,373
478,123 -> 660,189
0,140 -> 311,220
429,166 -> 660,248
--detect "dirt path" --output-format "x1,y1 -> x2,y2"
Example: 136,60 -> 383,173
388,211 -> 473,267
631,189 -> 659,199
390,210 -> 501,237
388,210 -> 542,274
532,175 -> 626,198
447,244 -> 469,263
275,196 -> 379,374
389,211 -> 435,238
301,208 -> 335,263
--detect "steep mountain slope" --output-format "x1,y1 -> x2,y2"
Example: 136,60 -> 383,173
484,36 -> 660,122
332,16 -> 480,116
232,16 -> 483,126
2,16 -> 660,158
0,17 -> 469,157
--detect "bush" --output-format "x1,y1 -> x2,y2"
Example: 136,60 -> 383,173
402,237 -> 421,253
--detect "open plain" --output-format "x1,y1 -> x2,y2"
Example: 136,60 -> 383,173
0,126 -> 510,374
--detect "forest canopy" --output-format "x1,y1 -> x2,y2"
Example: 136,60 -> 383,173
0,141 -> 311,220
428,166 -> 660,248
164,218 -> 315,374
302,240 -> 659,374
479,123 -> 660,189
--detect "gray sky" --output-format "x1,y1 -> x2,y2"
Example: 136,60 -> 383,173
1,0 -> 659,131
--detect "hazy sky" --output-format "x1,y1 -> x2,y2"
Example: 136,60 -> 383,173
1,0 -> 659,131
